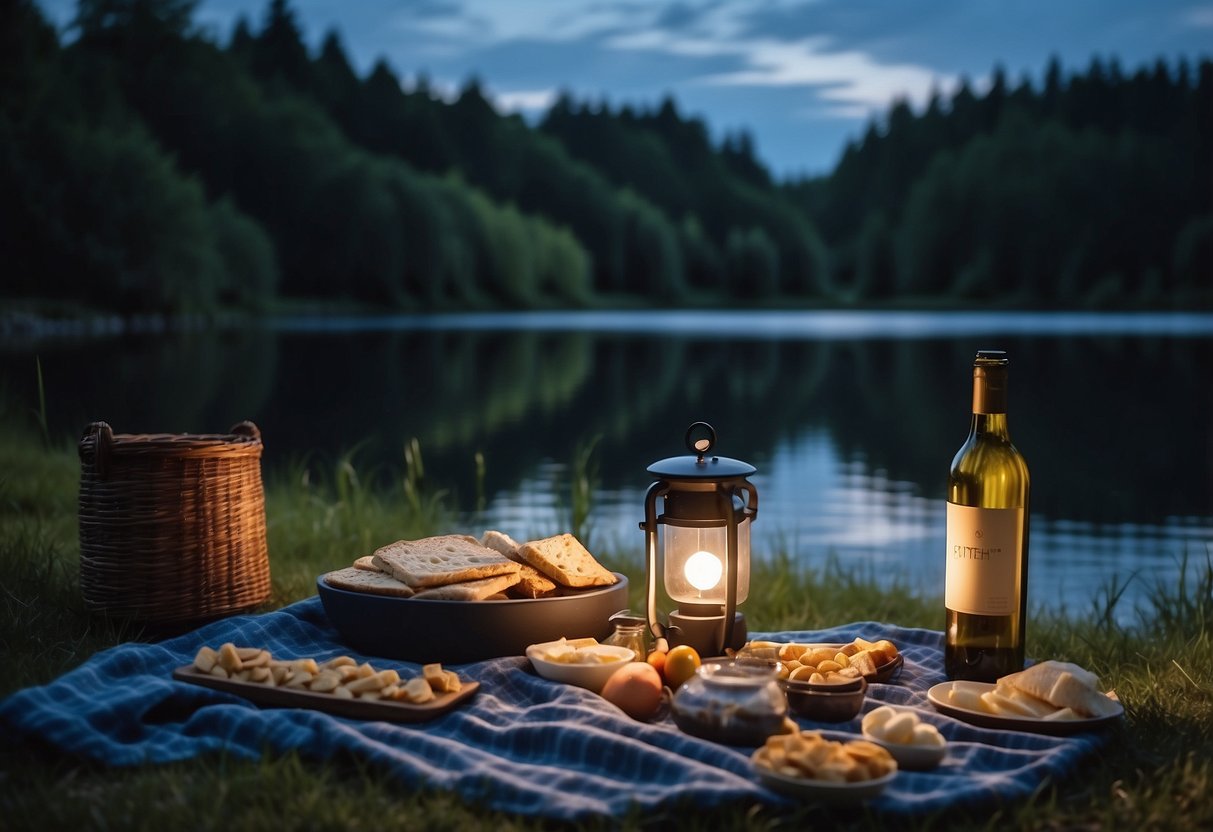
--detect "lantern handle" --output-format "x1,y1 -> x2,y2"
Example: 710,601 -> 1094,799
642,480 -> 670,641
684,421 -> 716,460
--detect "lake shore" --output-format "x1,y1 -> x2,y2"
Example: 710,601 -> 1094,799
6,301 -> 1213,344
0,417 -> 1209,830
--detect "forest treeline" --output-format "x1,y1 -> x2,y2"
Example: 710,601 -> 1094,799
1,0 -> 1209,315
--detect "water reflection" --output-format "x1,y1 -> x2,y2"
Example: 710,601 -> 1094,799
3,311 -> 1210,620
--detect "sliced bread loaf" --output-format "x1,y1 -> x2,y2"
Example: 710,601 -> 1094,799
480,530 -> 557,598
372,535 -> 520,588
324,566 -> 415,597
411,572 -> 521,600
516,533 -> 616,588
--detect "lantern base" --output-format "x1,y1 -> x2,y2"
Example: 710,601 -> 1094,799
668,609 -> 747,658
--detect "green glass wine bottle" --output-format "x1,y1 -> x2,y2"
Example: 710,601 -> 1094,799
944,350 -> 1031,681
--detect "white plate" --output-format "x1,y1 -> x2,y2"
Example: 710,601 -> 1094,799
754,764 -> 896,801
927,681 -> 1124,735
526,641 -> 635,692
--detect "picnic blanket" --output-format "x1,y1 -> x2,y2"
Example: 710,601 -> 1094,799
0,597 -> 1112,820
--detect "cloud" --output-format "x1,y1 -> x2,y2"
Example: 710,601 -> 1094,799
1183,5 -> 1213,27
607,24 -> 952,118
493,87 -> 559,113
705,38 -> 947,109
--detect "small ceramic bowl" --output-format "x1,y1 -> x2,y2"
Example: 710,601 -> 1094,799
860,733 -> 947,770
783,676 -> 867,722
526,641 -> 634,692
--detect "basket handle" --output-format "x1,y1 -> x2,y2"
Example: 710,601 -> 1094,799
230,421 -> 261,441
80,421 -> 114,478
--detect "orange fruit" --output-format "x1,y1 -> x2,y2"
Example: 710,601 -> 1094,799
664,645 -> 701,690
646,650 -> 667,679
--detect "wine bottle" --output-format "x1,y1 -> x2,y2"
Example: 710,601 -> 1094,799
944,350 -> 1030,681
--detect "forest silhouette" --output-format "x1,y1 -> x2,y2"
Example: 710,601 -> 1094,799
2,0 -> 1210,316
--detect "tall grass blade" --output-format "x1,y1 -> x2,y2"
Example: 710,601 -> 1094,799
567,434 -> 601,549
33,357 -> 49,448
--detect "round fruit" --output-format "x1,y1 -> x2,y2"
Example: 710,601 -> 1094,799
600,662 -> 664,720
646,650 -> 667,678
664,645 -> 701,690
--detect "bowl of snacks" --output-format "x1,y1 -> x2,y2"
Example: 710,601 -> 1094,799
526,638 -> 636,692
783,674 -> 867,722
735,637 -> 903,685
860,705 -> 947,770
318,531 -> 629,663
752,730 -> 897,801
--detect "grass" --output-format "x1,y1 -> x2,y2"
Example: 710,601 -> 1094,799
0,413 -> 1210,831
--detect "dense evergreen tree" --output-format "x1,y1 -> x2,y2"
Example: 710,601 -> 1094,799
1,0 -> 277,314
788,52 -> 1211,306
0,0 -> 1207,315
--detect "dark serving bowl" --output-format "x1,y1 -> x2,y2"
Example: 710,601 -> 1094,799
784,676 -> 868,722
316,572 -> 629,663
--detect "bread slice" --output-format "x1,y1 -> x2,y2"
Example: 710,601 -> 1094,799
480,530 -> 557,598
1000,660 -> 1120,718
516,533 -> 616,588
372,535 -> 520,589
411,572 -> 521,601
481,530 -> 522,558
353,555 -> 380,572
325,566 -> 414,597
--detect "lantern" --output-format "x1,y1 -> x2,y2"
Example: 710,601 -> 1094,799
642,422 -> 758,657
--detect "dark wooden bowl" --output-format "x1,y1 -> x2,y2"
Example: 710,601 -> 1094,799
317,572 -> 629,663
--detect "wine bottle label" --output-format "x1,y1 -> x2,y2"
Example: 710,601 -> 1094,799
945,503 -> 1023,615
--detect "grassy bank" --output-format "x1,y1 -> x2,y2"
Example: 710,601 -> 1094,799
0,416 -> 1209,830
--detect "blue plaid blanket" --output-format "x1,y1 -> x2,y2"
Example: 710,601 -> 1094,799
0,597 -> 1110,820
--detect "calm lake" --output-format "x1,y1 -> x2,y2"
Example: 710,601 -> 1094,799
5,310 -> 1212,623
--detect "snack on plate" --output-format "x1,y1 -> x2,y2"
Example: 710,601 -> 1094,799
190,644 -> 461,703
737,637 -> 899,683
330,530 -> 614,602
536,637 -> 623,664
423,662 -> 463,693
517,533 -> 618,588
752,730 -> 896,783
372,535 -> 521,588
411,572 -> 521,601
862,706 -> 945,747
480,529 -> 522,558
324,566 -> 416,597
953,660 -> 1119,720
480,530 -> 558,598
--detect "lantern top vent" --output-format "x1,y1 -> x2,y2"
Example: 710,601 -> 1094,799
646,421 -> 756,481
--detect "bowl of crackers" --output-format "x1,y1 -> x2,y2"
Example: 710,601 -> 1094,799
751,730 -> 897,801
318,530 -> 628,663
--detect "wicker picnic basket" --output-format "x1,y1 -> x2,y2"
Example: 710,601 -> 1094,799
78,421 -> 271,626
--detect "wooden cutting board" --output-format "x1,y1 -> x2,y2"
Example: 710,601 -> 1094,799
172,666 -> 479,723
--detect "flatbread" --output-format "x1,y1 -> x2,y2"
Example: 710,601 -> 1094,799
481,530 -> 522,559
516,533 -> 616,588
372,535 -> 521,588
480,530 -> 557,598
325,566 -> 415,597
411,572 -> 521,601
1000,661 -> 1120,718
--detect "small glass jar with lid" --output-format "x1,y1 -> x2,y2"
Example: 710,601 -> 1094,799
603,610 -> 649,661
670,660 -> 788,746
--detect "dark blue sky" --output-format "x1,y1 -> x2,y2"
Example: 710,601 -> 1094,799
37,0 -> 1213,177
